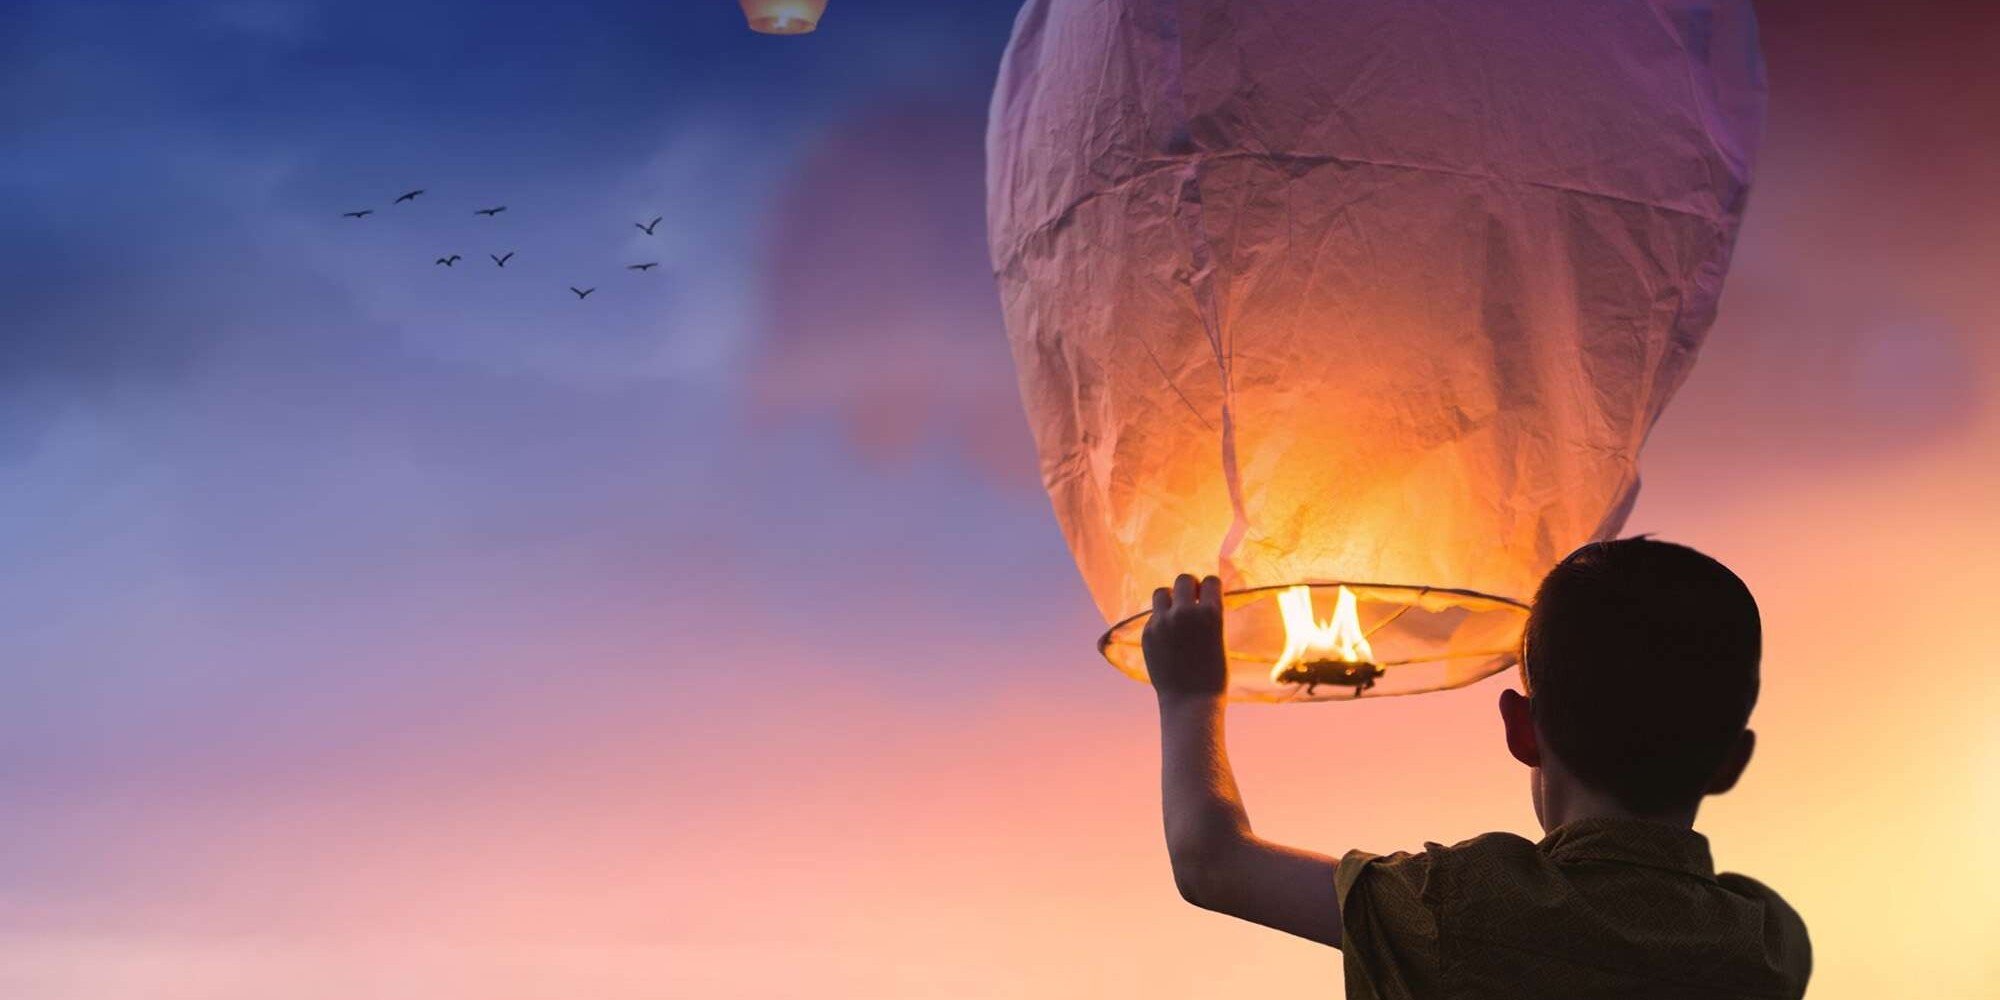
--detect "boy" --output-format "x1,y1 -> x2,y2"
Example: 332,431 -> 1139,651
1144,538 -> 1810,999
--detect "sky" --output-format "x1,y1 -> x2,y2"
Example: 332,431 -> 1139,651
2,1 -> 1997,997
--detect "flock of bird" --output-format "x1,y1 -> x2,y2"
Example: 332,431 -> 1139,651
342,189 -> 664,300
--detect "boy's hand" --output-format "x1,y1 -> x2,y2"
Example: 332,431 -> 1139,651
1142,573 -> 1227,697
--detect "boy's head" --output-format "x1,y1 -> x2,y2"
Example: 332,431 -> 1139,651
1501,537 -> 1762,821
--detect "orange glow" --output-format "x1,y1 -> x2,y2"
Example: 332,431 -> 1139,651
740,0 -> 827,35
1270,584 -> 1374,682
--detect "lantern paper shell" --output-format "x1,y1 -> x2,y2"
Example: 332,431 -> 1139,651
741,0 -> 826,35
985,0 -> 1767,700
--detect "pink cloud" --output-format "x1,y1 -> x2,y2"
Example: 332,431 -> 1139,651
748,94 -> 1038,487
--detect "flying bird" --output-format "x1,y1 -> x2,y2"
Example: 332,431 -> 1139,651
475,205 -> 507,217
435,254 -> 462,266
570,286 -> 596,300
342,209 -> 373,219
627,262 -> 660,271
491,251 -> 515,267
635,216 -> 662,235
395,189 -> 425,204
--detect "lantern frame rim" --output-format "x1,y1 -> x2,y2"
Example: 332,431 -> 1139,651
745,16 -> 818,35
1097,579 -> 1531,702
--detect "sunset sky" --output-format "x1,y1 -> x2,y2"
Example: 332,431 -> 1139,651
3,2 -> 1996,997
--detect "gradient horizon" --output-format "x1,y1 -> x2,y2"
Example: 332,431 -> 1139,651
3,2 -> 1996,997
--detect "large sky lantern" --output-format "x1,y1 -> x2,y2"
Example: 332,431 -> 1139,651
986,0 -> 1768,702
739,0 -> 826,35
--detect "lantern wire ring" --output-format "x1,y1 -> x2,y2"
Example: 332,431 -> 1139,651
1097,580 -> 1530,701
1096,579 -> 1529,659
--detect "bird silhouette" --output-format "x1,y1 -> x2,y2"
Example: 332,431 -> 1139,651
395,189 -> 425,204
342,209 -> 373,219
570,286 -> 596,300
491,251 -> 515,267
635,216 -> 662,235
435,254 -> 462,266
475,206 -> 507,217
627,262 -> 660,271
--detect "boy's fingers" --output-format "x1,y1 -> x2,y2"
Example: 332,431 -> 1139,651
1153,586 -> 1172,617
1199,575 -> 1224,609
1173,573 -> 1199,608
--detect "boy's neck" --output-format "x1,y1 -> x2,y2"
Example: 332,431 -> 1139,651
1536,761 -> 1699,833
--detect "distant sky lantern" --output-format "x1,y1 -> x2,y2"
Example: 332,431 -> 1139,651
986,0 -> 1768,701
740,0 -> 826,35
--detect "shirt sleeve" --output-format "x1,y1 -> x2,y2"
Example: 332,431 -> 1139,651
1335,848 -> 1444,1000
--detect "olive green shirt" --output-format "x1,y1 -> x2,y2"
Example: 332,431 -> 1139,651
1335,818 -> 1811,1000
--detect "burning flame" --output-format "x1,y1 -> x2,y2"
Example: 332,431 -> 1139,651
1270,585 -> 1375,682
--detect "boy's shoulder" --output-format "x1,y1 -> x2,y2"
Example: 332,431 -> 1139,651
1713,869 -> 1813,970
1340,824 -> 1812,997
1346,829 -> 1542,869
1432,829 -> 1542,859
1391,829 -> 1547,883
1343,822 -> 1807,918
1334,830 -> 1540,906
1714,869 -> 1802,912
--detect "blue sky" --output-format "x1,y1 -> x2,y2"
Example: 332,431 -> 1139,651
1,0 -> 1085,810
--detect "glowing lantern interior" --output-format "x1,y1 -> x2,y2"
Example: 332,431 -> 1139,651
740,0 -> 826,35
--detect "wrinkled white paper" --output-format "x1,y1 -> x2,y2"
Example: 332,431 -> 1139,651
987,0 -> 1766,625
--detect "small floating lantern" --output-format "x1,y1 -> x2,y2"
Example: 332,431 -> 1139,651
740,0 -> 826,35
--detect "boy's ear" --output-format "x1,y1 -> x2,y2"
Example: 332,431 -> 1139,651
1704,728 -> 1756,796
1498,689 -> 1540,768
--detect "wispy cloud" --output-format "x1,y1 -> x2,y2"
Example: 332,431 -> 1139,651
746,91 -> 1037,487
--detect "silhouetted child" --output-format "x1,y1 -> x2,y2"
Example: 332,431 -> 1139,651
1144,538 -> 1809,999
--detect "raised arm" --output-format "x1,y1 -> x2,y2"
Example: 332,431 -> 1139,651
1145,574 -> 1345,948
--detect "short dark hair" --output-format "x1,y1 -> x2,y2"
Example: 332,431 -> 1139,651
1522,537 -> 1761,816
